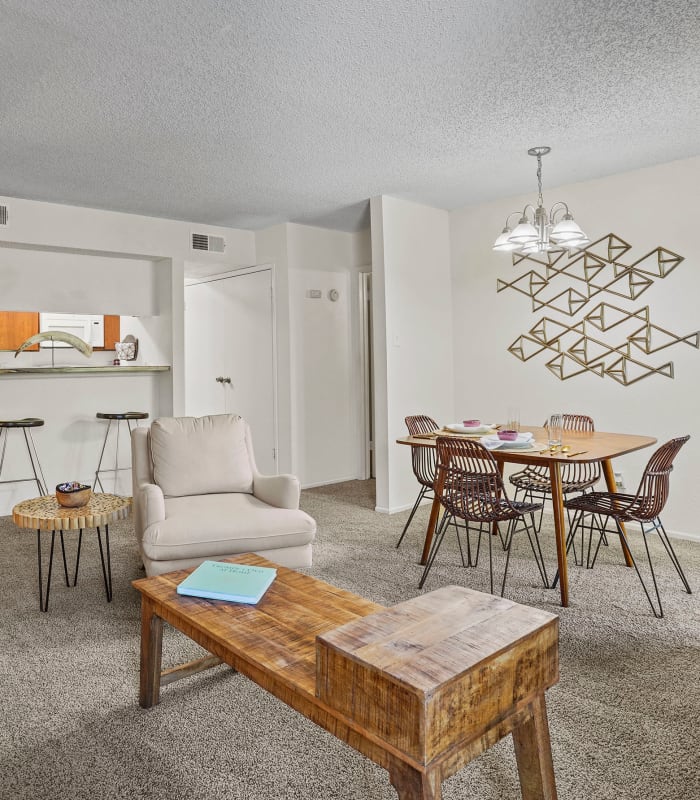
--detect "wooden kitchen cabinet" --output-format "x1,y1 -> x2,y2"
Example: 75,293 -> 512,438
0,312 -> 120,351
0,312 -> 40,350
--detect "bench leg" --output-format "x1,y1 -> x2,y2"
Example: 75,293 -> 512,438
512,693 -> 558,800
139,596 -> 163,708
388,759 -> 441,800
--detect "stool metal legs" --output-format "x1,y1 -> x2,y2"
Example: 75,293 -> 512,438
0,428 -> 48,496
93,419 -> 138,494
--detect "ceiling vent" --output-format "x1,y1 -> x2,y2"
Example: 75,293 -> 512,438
0,205 -> 7,226
192,232 -> 225,253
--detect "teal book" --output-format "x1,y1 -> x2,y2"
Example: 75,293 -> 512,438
176,560 -> 277,604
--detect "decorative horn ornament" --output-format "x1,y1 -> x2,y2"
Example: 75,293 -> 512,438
15,331 -> 93,358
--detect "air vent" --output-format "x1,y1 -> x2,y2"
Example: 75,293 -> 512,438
192,233 -> 225,253
0,205 -> 7,226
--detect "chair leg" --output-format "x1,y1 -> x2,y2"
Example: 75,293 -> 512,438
418,510 -> 450,589
654,519 -> 692,595
396,486 -> 428,548
615,520 -> 664,618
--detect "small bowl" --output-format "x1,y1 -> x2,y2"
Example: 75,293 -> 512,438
498,429 -> 519,441
56,482 -> 92,508
462,419 -> 481,427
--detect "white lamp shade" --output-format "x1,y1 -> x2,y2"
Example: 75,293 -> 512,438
551,217 -> 586,243
493,229 -> 519,251
508,221 -> 538,244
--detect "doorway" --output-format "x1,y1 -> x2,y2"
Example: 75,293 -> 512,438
184,266 -> 278,474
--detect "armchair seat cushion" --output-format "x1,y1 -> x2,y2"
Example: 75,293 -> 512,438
140,492 -> 316,563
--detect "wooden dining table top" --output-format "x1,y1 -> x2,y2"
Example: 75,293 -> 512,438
396,426 -> 658,465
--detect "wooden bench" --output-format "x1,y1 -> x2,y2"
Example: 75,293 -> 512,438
134,554 -> 559,799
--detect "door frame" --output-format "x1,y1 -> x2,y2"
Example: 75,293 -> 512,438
358,271 -> 373,479
184,264 -> 279,471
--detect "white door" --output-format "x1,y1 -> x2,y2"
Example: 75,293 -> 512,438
185,267 -> 277,474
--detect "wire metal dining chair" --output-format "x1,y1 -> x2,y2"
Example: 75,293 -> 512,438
559,435 -> 692,617
395,415 -> 440,549
419,436 -> 548,596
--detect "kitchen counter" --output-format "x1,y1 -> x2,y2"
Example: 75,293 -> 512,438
0,365 -> 170,376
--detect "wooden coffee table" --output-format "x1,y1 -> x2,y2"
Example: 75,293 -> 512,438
134,554 -> 560,799
13,492 -> 131,611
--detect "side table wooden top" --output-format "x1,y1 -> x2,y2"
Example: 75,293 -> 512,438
12,493 -> 132,531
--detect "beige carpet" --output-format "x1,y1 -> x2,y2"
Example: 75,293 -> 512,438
1,479 -> 698,799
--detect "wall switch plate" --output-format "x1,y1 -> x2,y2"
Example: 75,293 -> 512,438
307,289 -> 322,299
614,471 -> 625,489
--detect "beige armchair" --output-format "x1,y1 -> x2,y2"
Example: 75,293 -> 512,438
131,414 -> 316,576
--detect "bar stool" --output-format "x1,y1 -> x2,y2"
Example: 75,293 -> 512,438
93,412 -> 149,493
0,418 -> 48,496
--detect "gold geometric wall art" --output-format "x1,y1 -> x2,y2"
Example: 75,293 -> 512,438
500,234 -> 699,383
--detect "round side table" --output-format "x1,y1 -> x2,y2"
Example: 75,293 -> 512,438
12,493 -> 131,611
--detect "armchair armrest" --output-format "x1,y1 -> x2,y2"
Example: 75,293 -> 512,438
253,474 -> 300,510
134,482 -> 166,540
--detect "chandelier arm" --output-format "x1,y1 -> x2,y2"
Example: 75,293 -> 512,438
520,204 -> 537,222
549,201 -> 571,223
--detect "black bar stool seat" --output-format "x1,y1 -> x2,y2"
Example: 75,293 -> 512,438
0,417 -> 48,496
93,412 -> 149,493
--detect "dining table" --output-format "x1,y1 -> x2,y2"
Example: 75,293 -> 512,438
396,425 -> 657,607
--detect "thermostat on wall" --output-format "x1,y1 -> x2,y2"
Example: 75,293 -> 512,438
328,289 -> 339,302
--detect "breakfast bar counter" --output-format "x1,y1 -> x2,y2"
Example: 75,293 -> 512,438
0,365 -> 170,376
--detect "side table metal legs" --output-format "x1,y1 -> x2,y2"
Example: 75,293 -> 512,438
96,525 -> 113,602
36,525 -> 113,610
36,529 -> 70,612
72,526 -> 113,602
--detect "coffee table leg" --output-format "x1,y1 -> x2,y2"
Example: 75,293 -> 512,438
36,529 -> 55,612
512,693 -> 558,800
388,759 -> 441,800
96,525 -> 113,602
59,531 -> 70,586
139,596 -> 164,708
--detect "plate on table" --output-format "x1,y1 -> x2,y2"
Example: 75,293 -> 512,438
445,423 -> 496,435
481,432 -> 534,449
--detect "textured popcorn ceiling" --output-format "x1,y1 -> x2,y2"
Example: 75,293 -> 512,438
1,0 -> 698,232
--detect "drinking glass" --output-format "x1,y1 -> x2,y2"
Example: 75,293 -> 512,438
547,413 -> 563,447
506,406 -> 520,432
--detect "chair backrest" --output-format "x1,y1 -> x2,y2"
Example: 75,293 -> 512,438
628,435 -> 690,521
148,414 -> 257,498
406,415 -> 438,487
542,413 -> 601,484
435,436 -> 515,523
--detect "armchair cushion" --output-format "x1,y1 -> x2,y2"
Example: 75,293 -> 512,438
150,414 -> 253,497
140,493 -> 316,563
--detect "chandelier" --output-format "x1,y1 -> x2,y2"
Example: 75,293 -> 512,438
493,146 -> 589,255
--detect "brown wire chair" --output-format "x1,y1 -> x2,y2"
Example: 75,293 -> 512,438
509,414 -> 603,556
395,415 -> 440,548
419,436 -> 548,596
559,435 -> 692,618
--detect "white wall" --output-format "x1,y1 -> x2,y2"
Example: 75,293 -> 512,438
0,195 -> 256,513
259,222 -> 370,487
450,156 -> 700,538
371,196 -> 455,514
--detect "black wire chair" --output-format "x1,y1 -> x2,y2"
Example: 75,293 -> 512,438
419,436 -> 548,596
558,435 -> 692,618
395,415 -> 439,548
509,413 -> 604,558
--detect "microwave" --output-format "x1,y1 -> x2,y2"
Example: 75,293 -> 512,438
38,313 -> 105,348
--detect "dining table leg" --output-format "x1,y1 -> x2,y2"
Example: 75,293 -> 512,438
420,494 -> 443,566
548,462 -> 569,607
601,459 -> 633,567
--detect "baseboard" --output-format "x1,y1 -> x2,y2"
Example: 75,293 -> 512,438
376,498 -> 432,515
302,475 -> 359,490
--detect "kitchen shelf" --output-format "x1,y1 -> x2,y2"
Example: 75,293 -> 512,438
0,365 -> 170,376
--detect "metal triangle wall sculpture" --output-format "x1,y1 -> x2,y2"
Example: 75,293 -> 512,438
499,234 -> 698,384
